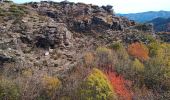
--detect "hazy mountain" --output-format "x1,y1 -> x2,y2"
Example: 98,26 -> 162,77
118,11 -> 170,23
147,17 -> 170,32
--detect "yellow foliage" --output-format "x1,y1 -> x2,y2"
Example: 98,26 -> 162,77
128,42 -> 149,61
83,52 -> 95,67
110,42 -> 129,60
148,42 -> 164,58
42,75 -> 61,96
79,68 -> 117,100
22,69 -> 33,77
96,47 -> 114,66
0,77 -> 20,100
132,58 -> 144,72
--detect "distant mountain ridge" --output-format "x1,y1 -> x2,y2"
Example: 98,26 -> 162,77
147,17 -> 170,32
118,11 -> 170,23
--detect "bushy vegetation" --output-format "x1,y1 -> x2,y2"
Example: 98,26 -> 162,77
0,77 -> 20,100
78,68 -> 117,100
132,58 -> 144,72
128,42 -> 149,61
106,71 -> 132,100
0,39 -> 169,100
41,75 -> 61,97
81,40 -> 170,99
8,5 -> 28,17
38,75 -> 61,99
96,47 -> 115,69
0,4 -> 28,20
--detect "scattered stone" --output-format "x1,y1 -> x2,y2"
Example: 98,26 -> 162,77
45,51 -> 49,56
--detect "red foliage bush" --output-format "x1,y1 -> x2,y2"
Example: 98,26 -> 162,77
128,42 -> 149,61
105,71 -> 133,100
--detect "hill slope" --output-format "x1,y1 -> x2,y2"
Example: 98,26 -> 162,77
0,1 -> 169,100
118,11 -> 170,23
0,1 -> 145,75
147,17 -> 170,32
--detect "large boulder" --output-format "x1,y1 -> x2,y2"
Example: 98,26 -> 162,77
102,5 -> 114,14
0,55 -> 14,65
35,23 -> 72,49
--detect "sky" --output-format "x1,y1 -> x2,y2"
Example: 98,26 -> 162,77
13,0 -> 170,14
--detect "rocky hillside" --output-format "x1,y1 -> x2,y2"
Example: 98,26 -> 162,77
1,1 -> 169,100
0,1 -> 149,75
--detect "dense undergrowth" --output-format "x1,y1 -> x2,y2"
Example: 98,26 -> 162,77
0,34 -> 170,100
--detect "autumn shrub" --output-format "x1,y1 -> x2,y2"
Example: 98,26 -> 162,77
109,42 -> 131,77
0,78 -> 20,100
144,42 -> 170,91
78,68 -> 117,100
96,47 -> 115,68
40,75 -> 61,99
106,71 -> 133,100
129,58 -> 146,87
148,41 -> 164,57
128,42 -> 149,61
83,52 -> 95,67
109,42 -> 124,51
132,58 -> 144,72
144,58 -> 161,85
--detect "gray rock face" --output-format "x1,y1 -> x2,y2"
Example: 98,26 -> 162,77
102,5 -> 113,13
0,1 -> 154,76
31,1 -> 136,33
35,23 -> 72,49
0,55 -> 14,65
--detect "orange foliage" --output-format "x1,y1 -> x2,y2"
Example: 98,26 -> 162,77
106,71 -> 133,100
128,42 -> 149,61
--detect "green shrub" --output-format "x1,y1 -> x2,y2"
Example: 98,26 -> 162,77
0,78 -> 20,100
0,8 -> 6,16
112,43 -> 130,76
38,75 -> 61,99
148,41 -> 164,57
96,47 -> 114,67
8,5 -> 28,18
132,58 -> 144,72
109,42 -> 124,51
142,42 -> 170,91
78,68 -> 117,100
144,57 -> 170,91
143,35 -> 156,43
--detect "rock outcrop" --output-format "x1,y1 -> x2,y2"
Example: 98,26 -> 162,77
0,1 -> 153,76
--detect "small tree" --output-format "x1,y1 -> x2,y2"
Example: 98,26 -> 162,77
106,71 -> 133,100
96,47 -> 115,69
40,75 -> 61,99
128,42 -> 149,61
132,58 -> 144,72
78,68 -> 117,100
